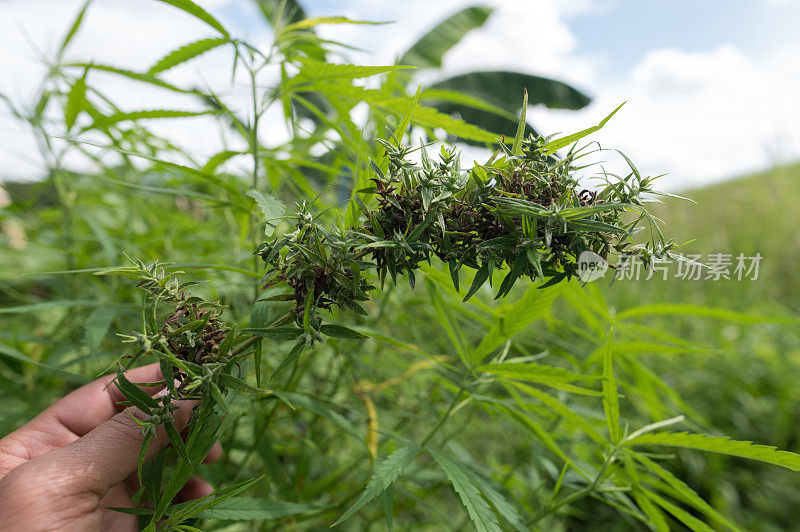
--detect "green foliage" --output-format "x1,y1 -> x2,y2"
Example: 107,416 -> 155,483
333,445 -> 421,526
252,0 -> 307,28
147,37 -> 230,75
247,190 -> 285,236
430,450 -> 502,532
626,432 -> 800,471
602,329 -> 621,443
1,1 -> 799,531
399,6 -> 493,69
427,70 -> 591,143
153,0 -> 230,37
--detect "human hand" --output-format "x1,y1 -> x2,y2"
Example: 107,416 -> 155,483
0,364 -> 221,531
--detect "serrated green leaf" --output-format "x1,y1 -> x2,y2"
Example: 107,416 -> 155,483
465,466 -> 527,532
333,445 -> 421,526
509,382 -> 606,445
479,361 -> 601,396
630,487 -> 670,532
84,307 -> 113,353
169,497 -> 321,520
288,61 -> 412,88
152,410 -> 222,521
394,86 -> 421,142
148,37 -> 229,75
429,450 -> 502,532
281,16 -> 385,34
153,0 -> 229,37
247,190 -> 286,236
525,248 -> 544,278
64,74 -> 87,131
269,342 -> 304,382
91,109 -> 214,128
253,340 -> 263,388
67,63 -> 194,93
471,282 -> 560,362
427,281 -> 469,364
558,202 -> 629,220
601,329 -> 620,443
165,476 -> 262,526
313,83 -> 497,143
63,139 -> 241,195
137,431 -> 153,484
142,449 -> 164,507
626,432 -> 800,471
642,488 -> 716,532
490,402 -> 570,464
633,454 -> 742,531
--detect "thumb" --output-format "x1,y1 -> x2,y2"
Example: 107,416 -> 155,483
31,395 -> 197,498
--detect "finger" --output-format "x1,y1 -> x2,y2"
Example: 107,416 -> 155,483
29,363 -> 165,438
99,484 -> 138,532
27,395 -> 198,498
0,363 -> 166,475
203,441 -> 222,464
176,474 -> 214,503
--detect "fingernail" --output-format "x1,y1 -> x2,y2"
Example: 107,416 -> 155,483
153,387 -> 170,398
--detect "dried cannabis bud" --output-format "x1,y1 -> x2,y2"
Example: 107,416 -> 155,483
257,133 -> 675,325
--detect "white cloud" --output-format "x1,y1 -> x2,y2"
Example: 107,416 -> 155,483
440,0 -> 595,84
631,45 -> 746,96
533,43 -> 800,190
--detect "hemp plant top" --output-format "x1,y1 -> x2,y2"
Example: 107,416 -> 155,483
256,126 -> 676,336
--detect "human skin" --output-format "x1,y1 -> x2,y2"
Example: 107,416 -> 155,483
0,364 -> 221,531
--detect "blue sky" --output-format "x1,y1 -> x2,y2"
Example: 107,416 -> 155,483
567,0 -> 800,74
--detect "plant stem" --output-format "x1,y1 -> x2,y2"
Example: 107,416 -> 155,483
249,63 -> 260,191
529,449 -> 617,525
247,56 -> 262,300
421,379 -> 468,447
232,335 -> 259,356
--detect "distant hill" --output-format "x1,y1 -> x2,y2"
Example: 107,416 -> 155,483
605,162 -> 800,313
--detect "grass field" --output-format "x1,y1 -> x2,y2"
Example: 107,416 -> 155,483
594,163 -> 800,530
606,161 -> 800,312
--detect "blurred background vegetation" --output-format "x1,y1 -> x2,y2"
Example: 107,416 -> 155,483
1,1 -> 799,530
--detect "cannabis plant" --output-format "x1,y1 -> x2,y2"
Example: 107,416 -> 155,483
3,1 -> 800,531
